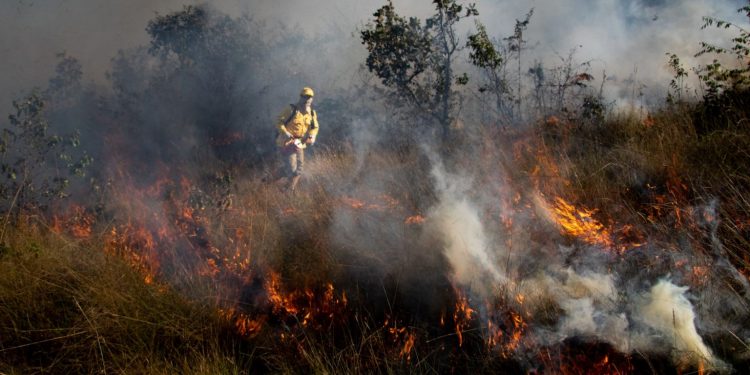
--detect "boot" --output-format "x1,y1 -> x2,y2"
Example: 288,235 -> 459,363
274,176 -> 288,190
287,175 -> 301,192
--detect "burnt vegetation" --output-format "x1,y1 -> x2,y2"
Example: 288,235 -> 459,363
1,1 -> 750,374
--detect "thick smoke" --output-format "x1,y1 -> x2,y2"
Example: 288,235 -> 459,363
3,0 -> 749,372
636,279 -> 720,366
522,270 -> 727,369
2,0 -> 747,111
425,157 -> 507,290
399,148 -> 740,370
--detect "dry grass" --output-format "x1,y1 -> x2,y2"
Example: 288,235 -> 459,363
1,92 -> 749,373
0,218 -> 245,374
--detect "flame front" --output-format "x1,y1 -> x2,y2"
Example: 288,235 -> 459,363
453,289 -> 475,347
550,197 -> 614,248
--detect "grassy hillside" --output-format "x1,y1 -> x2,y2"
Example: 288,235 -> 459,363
1,93 -> 749,373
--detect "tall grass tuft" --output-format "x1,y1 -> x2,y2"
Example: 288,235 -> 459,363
0,217 -> 248,374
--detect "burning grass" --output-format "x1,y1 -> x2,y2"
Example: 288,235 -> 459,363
0,219 -> 245,374
2,100 -> 750,373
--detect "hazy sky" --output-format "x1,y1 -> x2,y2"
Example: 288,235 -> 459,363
1,0 -> 746,110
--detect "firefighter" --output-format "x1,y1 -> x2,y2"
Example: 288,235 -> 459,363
275,87 -> 319,191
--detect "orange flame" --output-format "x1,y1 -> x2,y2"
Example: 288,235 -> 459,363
486,307 -> 527,356
219,308 -> 265,337
404,215 -> 425,225
51,205 -> 94,239
506,311 -> 526,352
400,331 -> 416,360
453,290 -> 475,347
340,194 -> 400,212
104,224 -> 160,284
384,317 -> 417,361
265,272 -> 299,315
550,197 -> 614,248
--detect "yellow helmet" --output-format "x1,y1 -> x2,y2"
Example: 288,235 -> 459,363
300,87 -> 314,97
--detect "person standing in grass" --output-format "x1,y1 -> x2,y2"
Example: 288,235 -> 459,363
274,87 -> 319,192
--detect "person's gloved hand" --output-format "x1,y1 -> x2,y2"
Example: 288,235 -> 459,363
305,136 -> 315,145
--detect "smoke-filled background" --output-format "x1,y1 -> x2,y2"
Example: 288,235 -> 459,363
2,0 -> 747,111
2,0 -> 750,374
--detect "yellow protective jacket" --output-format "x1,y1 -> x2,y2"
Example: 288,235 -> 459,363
276,104 -> 319,147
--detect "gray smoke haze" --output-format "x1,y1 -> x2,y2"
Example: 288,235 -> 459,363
2,0 -> 747,112
2,0 -> 749,371
323,143 -> 745,370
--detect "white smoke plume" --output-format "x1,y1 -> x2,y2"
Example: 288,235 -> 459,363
425,155 -> 507,297
635,279 -> 725,369
418,142 -> 734,370
513,266 -> 730,370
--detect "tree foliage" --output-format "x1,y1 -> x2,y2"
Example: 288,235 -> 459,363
694,1 -> 750,97
147,6 -> 209,60
361,0 -> 478,142
0,93 -> 92,231
467,9 -> 534,124
665,53 -> 689,104
139,5 -> 260,162
467,20 -> 515,122
45,52 -> 83,105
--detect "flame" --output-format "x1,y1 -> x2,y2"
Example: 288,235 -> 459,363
43,169 -> 358,344
341,197 -> 367,210
51,204 -> 94,239
549,197 -> 614,248
615,224 -> 646,251
487,320 -> 498,348
104,224 -> 160,284
645,166 -> 690,228
453,289 -> 475,347
506,311 -> 526,352
219,308 -> 265,337
266,272 -> 299,315
545,115 -> 561,127
555,343 -> 636,375
690,265 -> 710,286
515,293 -> 525,305
263,272 -> 348,331
400,331 -> 416,360
235,314 -> 264,337
199,258 -> 221,278
384,317 -> 417,361
486,302 -> 528,357
404,215 -> 425,225
642,114 -> 655,127
340,194 -> 400,212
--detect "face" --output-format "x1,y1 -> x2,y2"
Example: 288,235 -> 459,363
300,95 -> 313,107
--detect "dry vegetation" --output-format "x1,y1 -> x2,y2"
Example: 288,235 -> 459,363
2,93 -> 749,373
2,2 -> 750,373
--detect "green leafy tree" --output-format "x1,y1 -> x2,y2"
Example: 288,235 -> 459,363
547,49 -> 595,115
506,9 -> 534,122
147,5 -> 210,64
467,9 -> 533,124
467,21 -> 515,123
694,1 -> 750,98
0,93 -> 92,240
45,52 -> 83,106
145,5 -> 256,154
666,53 -> 689,104
361,0 -> 478,143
